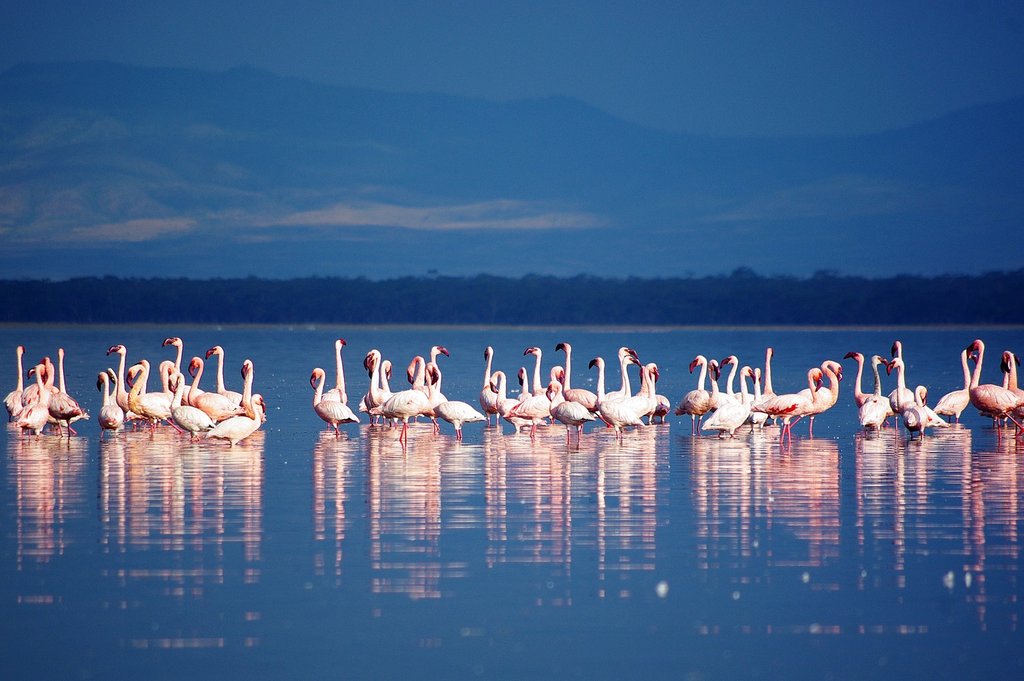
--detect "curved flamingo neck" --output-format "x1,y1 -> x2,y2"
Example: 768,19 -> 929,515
334,342 -> 347,402
618,351 -> 633,395
190,358 -> 205,396
561,346 -> 573,389
969,342 -> 984,389
870,357 -> 884,397
482,348 -> 493,389
312,370 -> 325,406
14,347 -> 24,392
593,360 -> 606,401
724,359 -> 738,397
368,352 -> 383,403
695,357 -> 708,391
57,350 -> 67,393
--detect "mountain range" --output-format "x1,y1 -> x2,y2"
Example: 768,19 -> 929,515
1,61 -> 1021,279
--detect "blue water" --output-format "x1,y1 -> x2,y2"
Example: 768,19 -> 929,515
1,326 -> 1022,680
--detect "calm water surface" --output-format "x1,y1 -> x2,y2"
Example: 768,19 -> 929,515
1,326 -> 1022,680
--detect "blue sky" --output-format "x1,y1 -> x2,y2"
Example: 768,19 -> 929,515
3,1 -> 1023,136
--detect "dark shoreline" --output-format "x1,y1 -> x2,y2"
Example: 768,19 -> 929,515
3,270 -> 1021,325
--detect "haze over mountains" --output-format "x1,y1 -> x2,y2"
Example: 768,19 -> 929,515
1,61 -> 1021,280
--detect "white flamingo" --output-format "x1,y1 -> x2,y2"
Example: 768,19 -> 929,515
589,356 -> 645,437
547,380 -> 596,443
933,349 -> 971,423
4,345 -> 25,420
170,371 -> 216,439
16,363 -> 51,436
205,345 -> 243,405
380,356 -> 434,444
96,369 -> 125,436
702,365 -> 751,438
675,355 -> 713,434
48,348 -> 88,436
857,356 -> 891,430
555,342 -> 599,411
311,367 -> 359,435
188,357 -> 244,422
479,346 -> 500,424
207,360 -> 264,446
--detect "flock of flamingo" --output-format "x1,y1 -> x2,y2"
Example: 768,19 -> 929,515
4,337 -> 1023,446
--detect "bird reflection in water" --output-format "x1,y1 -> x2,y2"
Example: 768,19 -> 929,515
312,430 -> 358,585
481,423 -> 663,604
98,428 -> 264,602
690,433 -> 840,573
9,435 -> 88,570
367,425 -> 444,598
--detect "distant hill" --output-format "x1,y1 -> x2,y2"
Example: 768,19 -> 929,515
1,61 -> 1022,279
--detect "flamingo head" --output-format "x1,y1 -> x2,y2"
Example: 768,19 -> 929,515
309,369 -> 322,389
546,382 -> 559,401
336,338 -> 347,349
363,351 -> 377,374
843,351 -> 861,361
16,345 -> 24,356
126,364 -> 143,388
556,367 -> 566,383
205,346 -> 218,359
688,357 -> 701,373
746,367 -> 757,380
96,372 -> 106,392
382,361 -> 393,380
524,346 -> 539,357
517,367 -> 527,386
162,337 -> 181,348
240,360 -> 253,381
555,342 -> 569,353
188,357 -> 201,377
483,346 -> 492,359
890,341 -> 901,358
27,366 -> 36,380
588,357 -> 602,371
720,355 -> 737,366
885,358 -> 902,376
107,368 -> 117,382
648,363 -> 660,382
428,364 -> 441,385
106,344 -> 125,356
433,345 -> 450,358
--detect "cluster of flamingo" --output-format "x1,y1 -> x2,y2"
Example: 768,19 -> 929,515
311,341 -> 671,444
8,336 -> 1022,446
5,338 -> 266,446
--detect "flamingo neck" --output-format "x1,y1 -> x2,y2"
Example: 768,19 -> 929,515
483,349 -> 493,389
870,359 -> 883,397
15,348 -> 24,392
853,355 -> 865,399
335,343 -> 347,401
970,342 -> 984,389
313,371 -> 325,406
696,358 -> 708,391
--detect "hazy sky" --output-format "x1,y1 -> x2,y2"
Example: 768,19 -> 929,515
3,1 -> 1023,136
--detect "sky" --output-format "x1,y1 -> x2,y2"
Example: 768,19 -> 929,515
2,0 -> 1023,137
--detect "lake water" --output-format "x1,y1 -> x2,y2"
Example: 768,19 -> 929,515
1,325 -> 1022,680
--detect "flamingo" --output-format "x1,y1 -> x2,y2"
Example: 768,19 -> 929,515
106,344 -> 142,427
547,380 -> 596,443
751,368 -> 819,443
675,355 -> 713,434
965,339 -> 1023,432
555,342 -> 599,411
802,361 -> 842,436
412,345 -> 449,395
205,345 -> 243,405
380,356 -> 434,444
188,357 -> 244,422
311,367 -> 359,435
857,356 -> 891,430
523,346 -> 547,397
207,360 -> 264,446
169,371 -> 216,439
603,346 -> 641,403
702,364 -> 751,438
745,368 -> 769,430
162,337 -> 191,402
126,361 -> 174,430
48,348 -> 88,436
96,369 -> 125,436
508,366 -> 559,438
589,356 -> 645,437
644,362 -> 671,424
479,346 -> 500,424
933,349 -> 971,423
887,358 -> 948,437
888,341 -> 915,412
16,363 -> 51,436
719,355 -> 743,405
4,345 -> 25,420
360,350 -> 389,422
843,352 -> 872,408
432,362 -> 485,440
494,369 -> 531,434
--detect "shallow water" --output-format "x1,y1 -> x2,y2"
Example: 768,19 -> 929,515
1,326 -> 1022,680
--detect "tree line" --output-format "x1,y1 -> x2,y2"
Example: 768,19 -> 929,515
1,269 -> 1020,325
